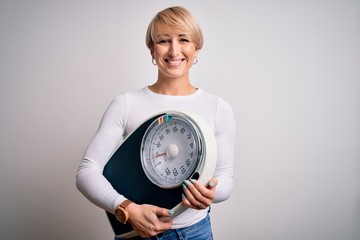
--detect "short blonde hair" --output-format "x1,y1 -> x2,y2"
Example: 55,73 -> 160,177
146,6 -> 204,51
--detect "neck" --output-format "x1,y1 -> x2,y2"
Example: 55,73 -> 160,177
149,79 -> 197,96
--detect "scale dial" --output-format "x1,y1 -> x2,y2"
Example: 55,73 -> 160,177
140,113 -> 203,189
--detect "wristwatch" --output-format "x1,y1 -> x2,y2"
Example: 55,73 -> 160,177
115,200 -> 133,224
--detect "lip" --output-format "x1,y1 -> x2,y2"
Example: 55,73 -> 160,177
164,58 -> 185,67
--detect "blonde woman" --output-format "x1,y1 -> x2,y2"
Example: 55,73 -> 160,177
76,6 -> 236,240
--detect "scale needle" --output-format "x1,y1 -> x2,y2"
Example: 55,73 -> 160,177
155,152 -> 167,157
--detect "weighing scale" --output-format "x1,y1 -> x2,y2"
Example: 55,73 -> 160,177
103,111 -> 217,238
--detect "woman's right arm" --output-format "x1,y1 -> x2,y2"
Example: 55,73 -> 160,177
76,94 -> 129,213
75,95 -> 173,237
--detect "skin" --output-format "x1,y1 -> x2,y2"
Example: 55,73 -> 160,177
125,24 -> 218,238
149,25 -> 199,96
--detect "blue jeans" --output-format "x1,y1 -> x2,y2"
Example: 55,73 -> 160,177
115,214 -> 213,240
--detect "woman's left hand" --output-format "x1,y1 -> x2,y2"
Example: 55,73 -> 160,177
181,177 -> 218,210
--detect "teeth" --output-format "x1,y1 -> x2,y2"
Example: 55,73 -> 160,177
168,59 -> 182,65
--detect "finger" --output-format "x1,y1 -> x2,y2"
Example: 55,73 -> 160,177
187,179 -> 215,202
183,181 -> 212,208
140,217 -> 172,237
182,193 -> 206,210
182,185 -> 198,209
154,207 -> 174,218
158,216 -> 172,222
185,188 -> 211,207
153,207 -> 174,227
182,192 -> 196,209
189,179 -> 216,194
190,178 -> 217,191
129,205 -> 172,237
152,214 -> 173,234
155,218 -> 173,230
207,178 -> 218,189
157,209 -> 173,222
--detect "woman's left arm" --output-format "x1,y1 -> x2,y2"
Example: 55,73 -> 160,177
182,98 -> 236,209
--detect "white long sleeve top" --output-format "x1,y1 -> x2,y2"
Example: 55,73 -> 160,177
76,87 -> 236,229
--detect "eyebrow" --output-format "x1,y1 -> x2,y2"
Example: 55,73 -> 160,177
155,33 -> 190,38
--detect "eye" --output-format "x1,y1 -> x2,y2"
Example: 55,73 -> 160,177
180,38 -> 190,43
156,39 -> 169,44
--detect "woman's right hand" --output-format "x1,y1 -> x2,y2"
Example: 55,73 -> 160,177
126,203 -> 173,238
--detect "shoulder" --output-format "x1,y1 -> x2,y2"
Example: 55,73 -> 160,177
102,88 -> 146,122
199,90 -> 234,113
111,87 -> 147,104
217,97 -> 234,115
198,90 -> 235,133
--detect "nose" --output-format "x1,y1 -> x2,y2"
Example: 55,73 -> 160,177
168,41 -> 180,56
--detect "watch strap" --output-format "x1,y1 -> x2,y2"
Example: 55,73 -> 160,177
120,199 -> 132,209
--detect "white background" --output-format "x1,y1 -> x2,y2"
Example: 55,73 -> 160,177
1,0 -> 359,239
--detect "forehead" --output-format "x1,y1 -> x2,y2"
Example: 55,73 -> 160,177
153,24 -> 192,38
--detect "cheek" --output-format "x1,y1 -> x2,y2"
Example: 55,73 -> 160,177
154,50 -> 168,59
184,45 -> 197,54
184,48 -> 198,60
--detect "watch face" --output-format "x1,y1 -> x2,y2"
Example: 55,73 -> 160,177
115,208 -> 127,223
140,113 -> 203,189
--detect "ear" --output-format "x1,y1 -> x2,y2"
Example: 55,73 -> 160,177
195,49 -> 200,56
150,49 -> 155,60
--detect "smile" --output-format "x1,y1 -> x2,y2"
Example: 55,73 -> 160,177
165,58 -> 185,67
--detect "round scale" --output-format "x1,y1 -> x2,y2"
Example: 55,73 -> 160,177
103,111 -> 217,238
141,113 -> 203,189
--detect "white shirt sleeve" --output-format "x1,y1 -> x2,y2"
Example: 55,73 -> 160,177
212,98 -> 236,203
76,94 -> 128,213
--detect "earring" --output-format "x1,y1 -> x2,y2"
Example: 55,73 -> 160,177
193,57 -> 198,65
152,59 -> 157,65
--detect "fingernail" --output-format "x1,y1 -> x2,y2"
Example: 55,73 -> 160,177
184,180 -> 191,187
190,179 -> 197,184
168,209 -> 174,215
209,181 -> 215,187
182,183 -> 187,190
182,193 -> 186,200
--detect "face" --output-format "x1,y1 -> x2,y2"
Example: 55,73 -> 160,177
151,25 -> 199,80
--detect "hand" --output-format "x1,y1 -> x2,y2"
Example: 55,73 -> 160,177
182,177 -> 218,210
126,203 -> 173,238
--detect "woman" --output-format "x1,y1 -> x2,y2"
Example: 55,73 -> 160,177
76,6 -> 236,240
